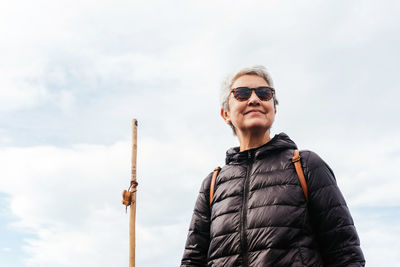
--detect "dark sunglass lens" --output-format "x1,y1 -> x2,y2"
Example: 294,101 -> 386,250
233,87 -> 252,101
255,87 -> 273,101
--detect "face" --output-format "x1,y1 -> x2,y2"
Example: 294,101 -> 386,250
221,74 -> 277,136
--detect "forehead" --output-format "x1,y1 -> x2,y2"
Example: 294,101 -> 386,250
231,74 -> 269,88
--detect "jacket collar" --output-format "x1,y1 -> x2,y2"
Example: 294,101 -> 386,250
225,132 -> 297,164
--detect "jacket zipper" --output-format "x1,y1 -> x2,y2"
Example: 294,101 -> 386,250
240,150 -> 254,267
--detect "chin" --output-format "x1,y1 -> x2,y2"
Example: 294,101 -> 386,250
243,123 -> 272,134
246,119 -> 273,129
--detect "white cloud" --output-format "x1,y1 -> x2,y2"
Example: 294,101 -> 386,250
0,68 -> 48,112
0,136 -> 220,266
353,208 -> 400,266
361,228 -> 400,265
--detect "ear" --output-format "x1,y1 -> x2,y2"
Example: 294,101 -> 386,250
274,106 -> 277,115
220,108 -> 231,124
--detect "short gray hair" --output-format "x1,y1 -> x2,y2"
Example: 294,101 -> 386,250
220,65 -> 278,112
220,65 -> 279,135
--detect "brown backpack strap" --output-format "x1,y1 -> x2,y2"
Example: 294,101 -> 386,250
292,149 -> 309,202
209,167 -> 221,206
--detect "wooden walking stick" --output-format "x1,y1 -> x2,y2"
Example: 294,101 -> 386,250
122,119 -> 139,267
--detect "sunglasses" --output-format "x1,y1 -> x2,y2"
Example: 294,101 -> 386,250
230,86 -> 275,101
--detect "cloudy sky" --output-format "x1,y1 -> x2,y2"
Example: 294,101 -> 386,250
1,0 -> 399,266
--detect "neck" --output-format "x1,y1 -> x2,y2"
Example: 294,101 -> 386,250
238,129 -> 271,152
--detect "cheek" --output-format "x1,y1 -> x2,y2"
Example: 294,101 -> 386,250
266,102 -> 276,112
232,106 -> 245,119
228,101 -> 239,115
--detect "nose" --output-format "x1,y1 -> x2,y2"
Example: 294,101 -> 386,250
248,90 -> 261,105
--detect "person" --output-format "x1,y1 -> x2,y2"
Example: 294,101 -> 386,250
180,65 -> 365,267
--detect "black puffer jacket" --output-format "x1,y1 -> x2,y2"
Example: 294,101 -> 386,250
181,133 -> 365,267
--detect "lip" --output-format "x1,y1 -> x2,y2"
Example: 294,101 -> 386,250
244,110 -> 265,115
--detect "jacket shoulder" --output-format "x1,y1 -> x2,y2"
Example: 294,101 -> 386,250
200,171 -> 214,193
299,150 -> 337,189
299,150 -> 329,170
195,170 -> 215,210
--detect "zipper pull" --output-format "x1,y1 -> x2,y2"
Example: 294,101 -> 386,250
247,150 -> 254,161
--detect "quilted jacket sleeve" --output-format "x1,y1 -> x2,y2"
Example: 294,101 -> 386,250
304,151 -> 365,267
181,173 -> 212,267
